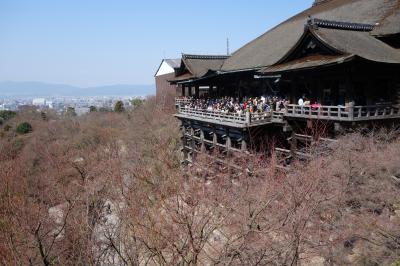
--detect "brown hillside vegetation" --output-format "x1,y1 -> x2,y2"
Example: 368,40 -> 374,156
0,98 -> 399,265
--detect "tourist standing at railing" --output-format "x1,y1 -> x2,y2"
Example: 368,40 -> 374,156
178,95 -> 288,115
298,96 -> 304,107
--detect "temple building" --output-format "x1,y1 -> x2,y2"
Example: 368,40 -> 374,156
155,59 -> 181,110
166,0 -> 400,163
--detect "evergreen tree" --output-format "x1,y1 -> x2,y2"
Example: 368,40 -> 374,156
16,122 -> 33,134
114,101 -> 125,113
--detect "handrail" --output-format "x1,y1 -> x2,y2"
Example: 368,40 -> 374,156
177,106 -> 273,125
175,98 -> 191,105
176,99 -> 400,123
285,104 -> 400,121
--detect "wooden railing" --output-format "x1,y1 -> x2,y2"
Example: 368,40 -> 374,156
176,99 -> 400,124
272,111 -> 285,122
352,105 -> 400,120
175,98 -> 191,106
285,104 -> 400,121
177,106 -> 273,126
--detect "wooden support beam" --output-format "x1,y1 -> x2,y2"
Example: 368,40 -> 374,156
241,139 -> 247,151
225,128 -> 231,156
200,129 -> 205,152
213,128 -> 217,149
290,132 -> 298,159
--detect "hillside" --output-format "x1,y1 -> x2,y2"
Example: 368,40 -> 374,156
0,99 -> 399,265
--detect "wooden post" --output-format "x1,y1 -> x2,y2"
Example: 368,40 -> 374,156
213,127 -> 217,151
200,129 -> 205,152
226,129 -> 231,154
189,126 -> 195,162
181,125 -> 188,163
348,102 -> 354,120
290,133 -> 297,159
241,139 -> 247,151
246,111 -> 251,124
188,86 -> 192,97
181,85 -> 185,97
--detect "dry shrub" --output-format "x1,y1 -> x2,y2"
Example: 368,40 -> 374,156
1,101 -> 399,265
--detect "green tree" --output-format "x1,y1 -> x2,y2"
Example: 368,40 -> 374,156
0,110 -> 16,121
130,98 -> 143,108
16,122 -> 33,134
114,101 -> 125,113
89,106 -> 97,112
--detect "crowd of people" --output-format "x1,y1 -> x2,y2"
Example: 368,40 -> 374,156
180,96 -> 289,115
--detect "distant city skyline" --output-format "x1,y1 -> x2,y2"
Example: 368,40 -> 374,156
0,81 -> 154,98
0,1 -> 313,87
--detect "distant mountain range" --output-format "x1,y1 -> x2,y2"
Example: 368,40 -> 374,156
0,81 -> 155,97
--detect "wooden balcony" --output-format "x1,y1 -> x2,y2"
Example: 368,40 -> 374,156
175,106 -> 275,128
285,104 -> 400,121
175,99 -> 400,128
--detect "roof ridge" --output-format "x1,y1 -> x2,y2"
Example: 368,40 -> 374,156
182,54 -> 230,60
307,17 -> 375,32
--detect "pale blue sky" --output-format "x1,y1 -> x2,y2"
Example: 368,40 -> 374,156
0,1 -> 313,87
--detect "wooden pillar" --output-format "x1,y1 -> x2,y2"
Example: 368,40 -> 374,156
345,74 -> 355,106
348,101 -> 354,120
181,124 -> 188,163
213,127 -> 217,150
290,133 -> 297,159
225,128 -> 231,154
241,139 -> 247,151
246,111 -> 251,124
241,131 -> 247,151
188,85 -> 192,97
200,129 -> 205,152
184,85 -> 189,97
290,82 -> 295,104
181,85 -> 185,97
190,125 -> 195,161
209,85 -> 214,97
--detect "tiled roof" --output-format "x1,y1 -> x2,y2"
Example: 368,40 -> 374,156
221,0 -> 400,72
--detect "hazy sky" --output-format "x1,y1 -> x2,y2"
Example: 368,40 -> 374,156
0,0 -> 313,87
